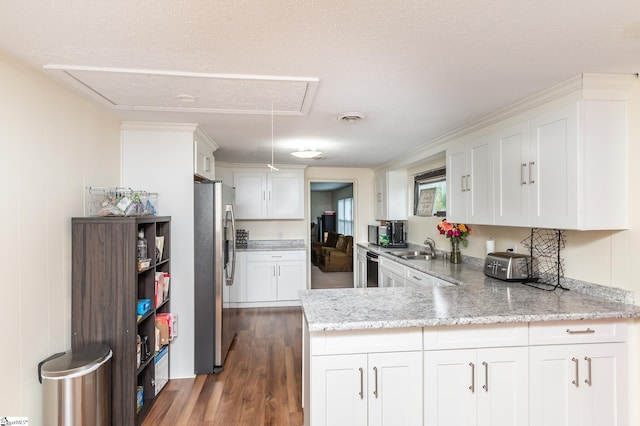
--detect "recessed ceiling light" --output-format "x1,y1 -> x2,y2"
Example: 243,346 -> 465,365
336,112 -> 366,122
290,149 -> 323,159
177,94 -> 197,103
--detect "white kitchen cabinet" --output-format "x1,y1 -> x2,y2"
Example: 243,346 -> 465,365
356,247 -> 367,288
311,351 -> 422,426
245,250 -> 306,306
378,256 -> 405,288
492,100 -> 627,229
528,319 -> 628,426
233,170 -> 304,219
424,347 -> 529,426
374,170 -> 407,221
194,132 -> 218,180
446,134 -> 493,225
424,323 -> 529,426
308,328 -> 423,426
228,251 -> 246,303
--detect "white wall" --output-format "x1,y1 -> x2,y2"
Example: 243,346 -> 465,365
0,49 -> 120,423
121,124 -> 197,379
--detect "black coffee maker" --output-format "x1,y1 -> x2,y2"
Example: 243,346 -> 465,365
386,221 -> 407,248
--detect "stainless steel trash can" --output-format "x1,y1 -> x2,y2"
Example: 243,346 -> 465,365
39,344 -> 112,426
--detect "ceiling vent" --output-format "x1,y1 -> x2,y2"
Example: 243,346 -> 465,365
336,112 -> 366,123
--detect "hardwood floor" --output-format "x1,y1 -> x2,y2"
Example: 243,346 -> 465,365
142,307 -> 304,426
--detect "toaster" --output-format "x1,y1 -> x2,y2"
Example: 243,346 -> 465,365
484,252 -> 538,282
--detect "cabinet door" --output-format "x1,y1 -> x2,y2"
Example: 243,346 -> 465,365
468,135 -> 493,225
245,261 -> 277,302
194,138 -> 215,180
577,343 -> 627,426
529,345 -> 580,426
476,347 -> 528,426
269,172 -> 304,219
229,251 -> 246,303
374,173 -> 386,220
446,144 -> 467,223
368,351 -> 423,426
356,250 -> 366,288
379,266 -> 405,288
234,172 -> 267,219
311,354 -> 368,426
493,122 -> 530,227
424,349 -> 477,426
276,260 -> 306,300
529,104 -> 578,229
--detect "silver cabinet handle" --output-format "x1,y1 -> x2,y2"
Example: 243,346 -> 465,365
469,362 -> 475,393
571,357 -> 579,387
461,175 -> 466,192
411,275 -> 422,281
566,328 -> 595,334
466,174 -> 471,191
521,163 -> 527,185
263,190 -> 266,201
482,361 -> 488,392
584,357 -> 592,386
359,367 -> 364,399
529,161 -> 535,184
273,266 -> 276,277
373,366 -> 379,398
278,265 -> 280,276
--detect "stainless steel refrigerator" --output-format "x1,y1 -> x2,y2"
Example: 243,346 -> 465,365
194,181 -> 237,374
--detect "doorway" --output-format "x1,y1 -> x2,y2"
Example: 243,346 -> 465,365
309,181 -> 355,289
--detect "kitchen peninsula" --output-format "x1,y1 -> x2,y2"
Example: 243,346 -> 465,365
300,257 -> 640,426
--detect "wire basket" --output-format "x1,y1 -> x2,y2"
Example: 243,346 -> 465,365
85,187 -> 159,217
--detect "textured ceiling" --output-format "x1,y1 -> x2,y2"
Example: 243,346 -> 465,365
0,1 -> 639,168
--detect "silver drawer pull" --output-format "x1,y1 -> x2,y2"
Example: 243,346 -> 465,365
584,357 -> 592,386
468,362 -> 475,393
482,361 -> 488,392
412,276 -> 422,281
571,357 -> 579,387
359,367 -> 364,399
566,328 -> 595,334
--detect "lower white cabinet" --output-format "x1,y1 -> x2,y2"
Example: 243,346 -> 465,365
311,351 -> 422,426
528,319 -> 628,426
234,250 -> 306,307
379,257 -> 405,288
424,347 -> 529,426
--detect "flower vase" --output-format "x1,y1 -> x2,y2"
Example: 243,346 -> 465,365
450,239 -> 461,264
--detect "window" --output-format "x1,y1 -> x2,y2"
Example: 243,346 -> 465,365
337,197 -> 353,235
414,167 -> 446,216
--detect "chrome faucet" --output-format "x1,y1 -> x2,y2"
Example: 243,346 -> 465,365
424,237 -> 437,259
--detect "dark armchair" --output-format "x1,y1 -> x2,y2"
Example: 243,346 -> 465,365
318,235 -> 353,272
311,231 -> 340,266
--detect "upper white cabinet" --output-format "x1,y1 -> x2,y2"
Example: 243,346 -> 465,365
374,170 -> 407,220
233,170 -> 304,219
494,101 -> 627,229
447,134 -> 494,225
447,75 -> 630,230
193,130 -> 218,180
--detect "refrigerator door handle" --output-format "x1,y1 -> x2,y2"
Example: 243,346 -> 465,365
226,204 -> 237,285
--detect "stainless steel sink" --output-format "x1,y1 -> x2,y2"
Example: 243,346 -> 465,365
389,251 -> 435,260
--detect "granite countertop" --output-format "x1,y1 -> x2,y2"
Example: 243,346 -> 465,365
237,239 -> 306,251
300,243 -> 640,332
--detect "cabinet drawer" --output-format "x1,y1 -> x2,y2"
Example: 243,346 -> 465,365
529,319 -> 627,345
404,268 -> 434,287
247,250 -> 306,262
424,323 -> 528,349
310,328 -> 422,355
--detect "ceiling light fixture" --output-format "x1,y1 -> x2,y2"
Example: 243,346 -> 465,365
290,149 -> 323,159
336,112 -> 366,123
267,102 -> 279,172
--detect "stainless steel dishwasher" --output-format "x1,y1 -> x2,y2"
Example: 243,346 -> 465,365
366,251 -> 379,287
